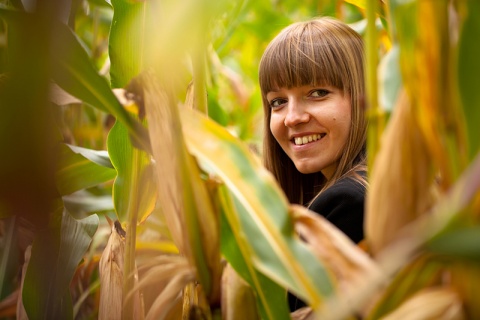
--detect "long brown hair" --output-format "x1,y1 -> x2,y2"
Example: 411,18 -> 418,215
259,17 -> 367,205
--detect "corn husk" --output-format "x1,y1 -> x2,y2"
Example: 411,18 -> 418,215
381,287 -> 465,320
99,220 -> 143,320
99,220 -> 125,320
365,90 -> 435,255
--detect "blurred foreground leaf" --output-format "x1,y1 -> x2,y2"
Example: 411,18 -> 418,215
458,0 -> 480,160
22,209 -> 98,319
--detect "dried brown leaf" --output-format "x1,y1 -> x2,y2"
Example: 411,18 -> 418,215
292,205 -> 380,293
381,287 -> 465,320
145,267 -> 196,320
221,264 -> 260,320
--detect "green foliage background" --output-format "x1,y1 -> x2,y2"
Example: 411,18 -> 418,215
1,0 -> 480,319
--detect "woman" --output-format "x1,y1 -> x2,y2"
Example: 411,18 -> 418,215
259,17 -> 367,310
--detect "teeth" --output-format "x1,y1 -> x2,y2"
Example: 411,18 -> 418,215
294,134 -> 322,145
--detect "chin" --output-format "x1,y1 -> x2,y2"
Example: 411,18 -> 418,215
294,164 -> 321,175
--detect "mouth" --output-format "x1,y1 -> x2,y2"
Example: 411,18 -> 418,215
292,133 -> 326,146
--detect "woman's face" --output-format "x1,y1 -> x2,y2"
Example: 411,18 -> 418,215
267,84 -> 351,179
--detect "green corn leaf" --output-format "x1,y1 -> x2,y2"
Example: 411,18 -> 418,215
219,185 -> 290,320
427,227 -> 480,261
107,120 -> 156,223
22,208 -> 98,320
181,107 -> 334,309
109,0 -> 146,88
63,191 -> 114,216
56,143 -> 116,196
378,44 -> 401,113
458,0 -> 480,160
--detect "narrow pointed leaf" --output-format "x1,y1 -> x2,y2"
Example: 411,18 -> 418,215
56,143 -> 116,195
22,209 -> 99,320
458,0 -> 480,160
427,227 -> 480,260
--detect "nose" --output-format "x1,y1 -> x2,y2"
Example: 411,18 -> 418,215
283,100 -> 310,127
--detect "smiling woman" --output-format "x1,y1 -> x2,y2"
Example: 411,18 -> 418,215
259,17 -> 367,311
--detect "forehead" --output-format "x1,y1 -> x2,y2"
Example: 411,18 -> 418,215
260,31 -> 345,94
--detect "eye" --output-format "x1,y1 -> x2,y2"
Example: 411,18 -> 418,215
309,89 -> 329,98
269,98 -> 287,109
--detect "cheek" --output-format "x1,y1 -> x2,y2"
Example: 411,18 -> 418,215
269,114 -> 284,141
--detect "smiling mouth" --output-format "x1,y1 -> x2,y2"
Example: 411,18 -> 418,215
293,134 -> 325,146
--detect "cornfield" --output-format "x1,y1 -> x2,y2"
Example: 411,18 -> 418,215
0,0 -> 479,319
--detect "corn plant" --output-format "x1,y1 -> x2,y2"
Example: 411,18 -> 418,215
1,0 -> 479,319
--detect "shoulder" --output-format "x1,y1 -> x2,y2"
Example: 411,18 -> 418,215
308,173 -> 366,243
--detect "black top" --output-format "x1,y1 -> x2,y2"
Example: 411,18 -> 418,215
288,173 -> 366,311
308,175 -> 365,243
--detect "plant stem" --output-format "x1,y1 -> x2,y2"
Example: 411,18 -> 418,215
193,35 -> 208,115
122,147 -> 140,320
366,0 -> 382,172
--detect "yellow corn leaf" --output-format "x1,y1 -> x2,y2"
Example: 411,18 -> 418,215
366,90 -> 435,254
180,106 -> 335,310
381,287 -> 465,320
397,1 -> 467,189
221,264 -> 260,320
